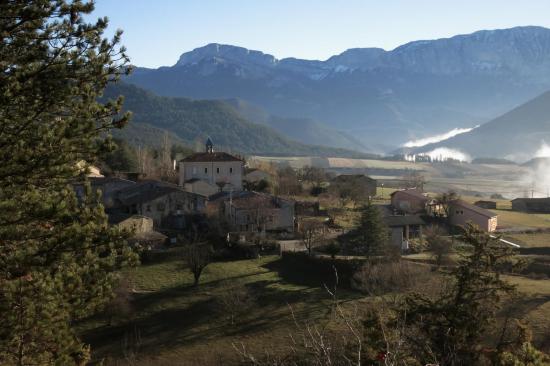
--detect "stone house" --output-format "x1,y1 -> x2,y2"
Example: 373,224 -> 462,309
73,177 -> 135,209
110,214 -> 167,248
113,180 -> 207,229
223,191 -> 295,233
449,200 -> 498,232
183,178 -> 219,197
179,138 -> 244,193
390,189 -> 432,214
511,197 -> 550,213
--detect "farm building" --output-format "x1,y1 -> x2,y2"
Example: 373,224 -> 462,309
390,189 -> 433,214
449,200 -> 498,232
511,197 -> 550,213
474,200 -> 497,209
384,214 -> 426,251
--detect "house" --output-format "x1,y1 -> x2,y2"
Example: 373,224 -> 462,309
113,180 -> 207,229
244,168 -> 271,183
109,214 -> 167,248
179,138 -> 244,192
379,204 -> 426,250
474,200 -> 497,209
390,189 -> 431,214
73,177 -> 136,209
331,174 -> 377,198
183,178 -> 219,197
511,197 -> 550,213
384,214 -> 426,251
223,191 -> 295,233
449,200 -> 498,232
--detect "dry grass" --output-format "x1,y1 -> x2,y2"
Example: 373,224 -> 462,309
492,209 -> 550,229
505,232 -> 550,248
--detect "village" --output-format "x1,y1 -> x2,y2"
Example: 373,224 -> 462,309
78,137 -> 550,254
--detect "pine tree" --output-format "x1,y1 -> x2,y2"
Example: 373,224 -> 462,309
355,201 -> 389,256
404,224 -> 518,365
0,1 -> 136,364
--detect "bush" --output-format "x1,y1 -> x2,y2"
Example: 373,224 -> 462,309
352,260 -> 435,295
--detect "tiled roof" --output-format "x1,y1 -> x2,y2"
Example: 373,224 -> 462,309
391,189 -> 429,201
115,180 -> 203,205
452,199 -> 497,218
332,174 -> 376,182
180,152 -> 243,163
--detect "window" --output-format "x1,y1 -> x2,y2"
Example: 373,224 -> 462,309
192,167 -> 197,174
204,167 -> 208,174
230,167 -> 233,174
456,210 -> 459,214
216,167 -> 220,174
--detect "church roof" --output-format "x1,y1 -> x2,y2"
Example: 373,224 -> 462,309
180,152 -> 243,163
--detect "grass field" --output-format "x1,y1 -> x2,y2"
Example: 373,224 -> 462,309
81,256 -> 355,365
80,251 -> 550,365
505,232 -> 550,248
492,209 -> 550,229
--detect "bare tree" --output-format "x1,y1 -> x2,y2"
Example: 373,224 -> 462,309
402,170 -> 426,191
436,190 -> 460,229
298,219 -> 325,256
217,282 -> 254,325
185,242 -> 211,286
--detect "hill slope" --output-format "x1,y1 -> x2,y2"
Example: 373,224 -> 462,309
411,91 -> 550,161
103,83 -> 371,157
125,26 -> 550,148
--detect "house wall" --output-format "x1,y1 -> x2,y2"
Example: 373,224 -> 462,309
179,161 -> 243,190
391,192 -> 427,213
184,180 -> 218,197
136,191 -> 206,228
224,200 -> 295,233
117,216 -> 153,234
449,205 -> 497,232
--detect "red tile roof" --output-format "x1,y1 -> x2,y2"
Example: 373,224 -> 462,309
180,152 -> 243,163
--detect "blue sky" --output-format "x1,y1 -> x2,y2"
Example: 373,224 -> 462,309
92,0 -> 550,68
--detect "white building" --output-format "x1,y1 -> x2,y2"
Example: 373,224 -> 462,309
178,138 -> 244,193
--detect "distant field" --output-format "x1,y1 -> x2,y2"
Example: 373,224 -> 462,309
492,209 -> 550,229
505,232 -> 550,247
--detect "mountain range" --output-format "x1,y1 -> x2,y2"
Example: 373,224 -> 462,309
125,26 -> 550,153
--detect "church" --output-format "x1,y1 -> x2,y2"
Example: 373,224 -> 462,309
178,138 -> 244,195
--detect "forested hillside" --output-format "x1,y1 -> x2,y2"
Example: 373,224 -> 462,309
103,82 -> 372,157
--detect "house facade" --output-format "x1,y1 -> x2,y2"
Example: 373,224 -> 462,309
223,191 -> 295,233
179,138 -> 244,192
390,189 -> 431,214
449,200 -> 498,232
114,180 -> 207,229
384,215 -> 426,250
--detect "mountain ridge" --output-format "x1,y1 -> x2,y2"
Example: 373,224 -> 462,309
126,26 -> 550,149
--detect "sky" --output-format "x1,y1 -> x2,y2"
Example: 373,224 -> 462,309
91,0 -> 550,68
